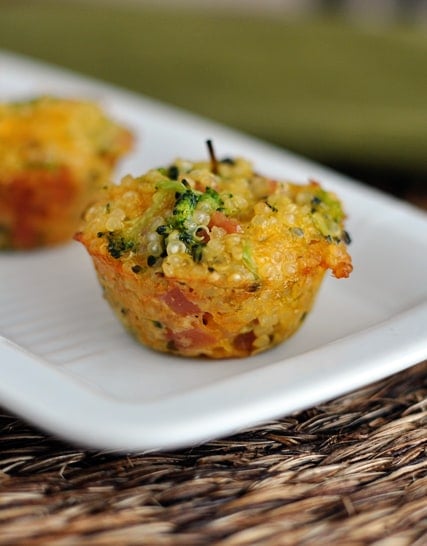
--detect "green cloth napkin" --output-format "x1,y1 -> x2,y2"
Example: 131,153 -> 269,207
1,1 -> 426,182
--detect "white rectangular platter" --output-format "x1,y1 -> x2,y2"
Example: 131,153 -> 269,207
1,51 -> 426,452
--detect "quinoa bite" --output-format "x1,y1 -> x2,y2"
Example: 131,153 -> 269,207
76,150 -> 352,358
0,96 -> 133,249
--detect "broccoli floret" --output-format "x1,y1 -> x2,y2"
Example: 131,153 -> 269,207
202,186 -> 224,211
106,231 -> 136,259
167,185 -> 223,231
104,165 -> 227,264
156,183 -> 224,262
172,189 -> 200,230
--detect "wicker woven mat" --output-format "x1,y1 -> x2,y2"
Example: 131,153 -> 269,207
0,361 -> 426,545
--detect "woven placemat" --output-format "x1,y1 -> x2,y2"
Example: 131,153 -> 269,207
0,361 -> 426,545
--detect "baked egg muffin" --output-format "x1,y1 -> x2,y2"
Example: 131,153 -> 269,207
76,147 -> 352,358
0,96 -> 133,249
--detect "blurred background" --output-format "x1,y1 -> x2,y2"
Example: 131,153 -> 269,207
0,0 -> 426,208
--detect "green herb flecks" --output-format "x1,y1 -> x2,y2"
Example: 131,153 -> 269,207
242,241 -> 259,278
310,188 -> 347,241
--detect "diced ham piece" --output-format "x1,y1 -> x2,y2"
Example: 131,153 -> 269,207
160,287 -> 200,316
168,328 -> 217,350
233,331 -> 255,352
209,211 -> 242,234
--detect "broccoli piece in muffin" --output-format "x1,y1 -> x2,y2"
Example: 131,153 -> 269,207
155,180 -> 224,263
106,231 -> 136,259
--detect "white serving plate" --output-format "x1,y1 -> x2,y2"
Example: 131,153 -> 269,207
1,51 -> 426,452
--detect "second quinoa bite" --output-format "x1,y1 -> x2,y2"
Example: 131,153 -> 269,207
76,150 -> 352,359
0,96 -> 133,249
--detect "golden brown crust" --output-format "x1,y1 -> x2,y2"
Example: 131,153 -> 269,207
79,242 -> 326,358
